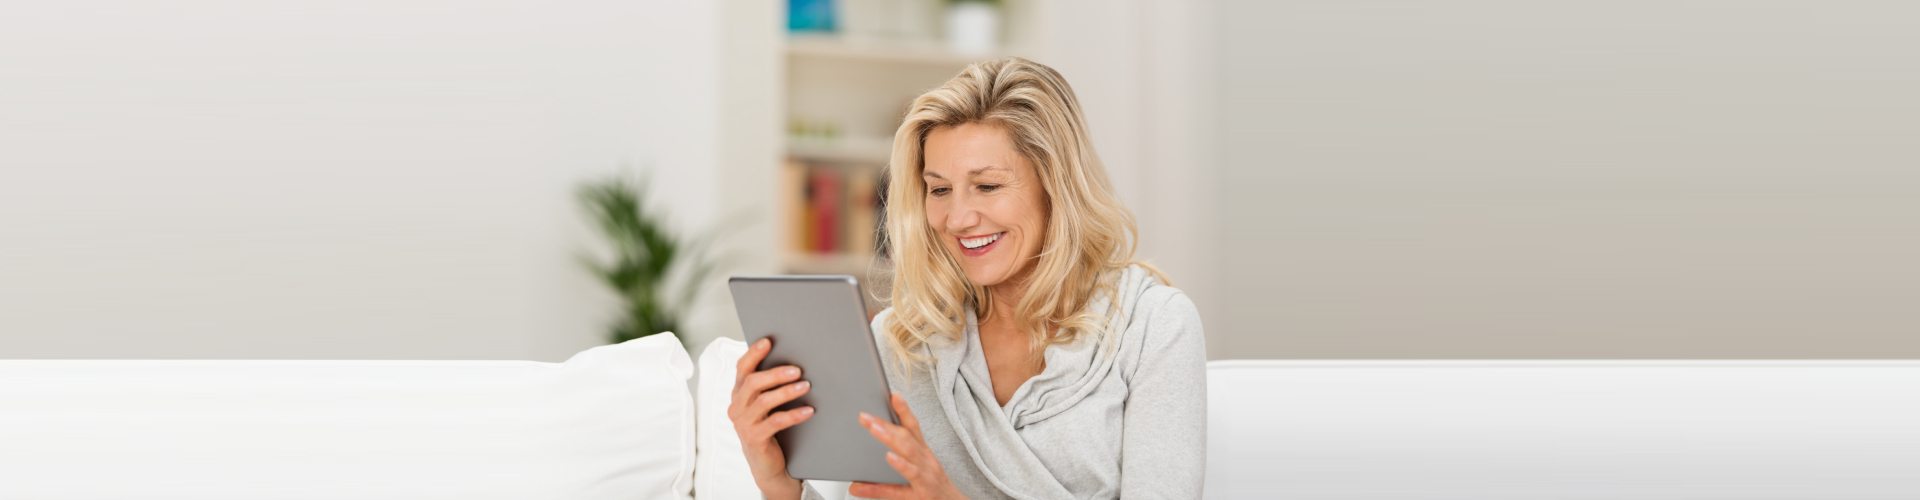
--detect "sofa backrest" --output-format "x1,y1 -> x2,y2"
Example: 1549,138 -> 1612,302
0,334 -> 696,500
19,344 -> 1912,499
1205,360 -> 1920,499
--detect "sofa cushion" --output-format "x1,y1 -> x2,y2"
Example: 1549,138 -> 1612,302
0,333 -> 696,500
695,337 -> 763,500
1205,360 -> 1920,500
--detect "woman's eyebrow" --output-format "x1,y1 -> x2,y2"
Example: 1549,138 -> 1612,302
923,166 -> 1005,179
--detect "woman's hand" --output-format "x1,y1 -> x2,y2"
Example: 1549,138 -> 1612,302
849,393 -> 968,500
728,338 -> 815,500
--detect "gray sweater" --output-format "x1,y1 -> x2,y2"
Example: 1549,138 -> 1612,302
803,265 -> 1208,500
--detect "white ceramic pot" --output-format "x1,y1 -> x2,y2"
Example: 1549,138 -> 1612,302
945,2 -> 999,56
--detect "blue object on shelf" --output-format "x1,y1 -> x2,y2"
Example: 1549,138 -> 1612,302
789,0 -> 836,33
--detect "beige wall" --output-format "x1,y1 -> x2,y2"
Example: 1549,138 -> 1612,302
1023,0 -> 1224,357
6,0 -> 1912,361
0,0 -> 751,361
1209,0 -> 1920,358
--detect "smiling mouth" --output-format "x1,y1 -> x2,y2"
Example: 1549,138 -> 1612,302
959,232 -> 1003,250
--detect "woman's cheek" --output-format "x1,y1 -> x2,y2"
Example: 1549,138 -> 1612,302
924,200 -> 945,233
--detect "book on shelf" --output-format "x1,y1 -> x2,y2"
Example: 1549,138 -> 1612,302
782,160 -> 809,253
846,172 -> 878,257
784,159 -> 884,259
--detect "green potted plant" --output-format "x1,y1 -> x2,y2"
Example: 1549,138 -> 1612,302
576,175 -> 718,351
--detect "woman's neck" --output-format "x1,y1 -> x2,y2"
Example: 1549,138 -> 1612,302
977,265 -> 1047,406
982,263 -> 1036,325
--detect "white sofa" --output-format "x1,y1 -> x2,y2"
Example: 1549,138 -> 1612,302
0,333 -> 698,500
4,335 -> 1916,499
1206,360 -> 1920,499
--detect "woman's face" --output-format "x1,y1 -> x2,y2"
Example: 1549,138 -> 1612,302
922,122 -> 1048,288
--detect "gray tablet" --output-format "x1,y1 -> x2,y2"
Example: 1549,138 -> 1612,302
727,275 -> 906,485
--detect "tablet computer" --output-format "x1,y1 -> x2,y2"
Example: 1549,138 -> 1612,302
727,275 -> 906,485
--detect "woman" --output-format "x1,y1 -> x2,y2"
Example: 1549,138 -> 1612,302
729,57 -> 1207,500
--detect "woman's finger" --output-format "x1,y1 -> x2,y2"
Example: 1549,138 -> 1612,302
859,412 -> 921,458
858,412 -> 897,450
747,379 -> 810,418
737,365 -> 802,402
889,392 -> 922,438
884,451 -> 923,481
732,338 -> 771,389
848,481 -> 911,500
728,339 -> 773,412
760,405 -> 815,433
729,367 -> 799,422
741,404 -> 811,443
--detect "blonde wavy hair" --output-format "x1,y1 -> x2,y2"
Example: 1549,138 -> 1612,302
882,57 -> 1168,370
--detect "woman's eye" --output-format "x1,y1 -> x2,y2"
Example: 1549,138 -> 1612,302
929,186 -> 950,196
978,184 -> 1000,192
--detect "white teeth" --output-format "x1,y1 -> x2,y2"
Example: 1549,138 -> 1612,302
960,233 -> 1001,249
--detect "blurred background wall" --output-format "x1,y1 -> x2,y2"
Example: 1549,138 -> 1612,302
0,0 -> 752,360
2,0 -> 1914,361
1211,0 -> 1919,358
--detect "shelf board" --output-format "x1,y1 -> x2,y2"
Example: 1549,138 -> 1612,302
788,135 -> 894,165
783,252 -> 885,277
782,252 -> 892,312
785,35 -> 1015,68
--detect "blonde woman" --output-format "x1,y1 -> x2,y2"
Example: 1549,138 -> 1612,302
729,58 -> 1207,500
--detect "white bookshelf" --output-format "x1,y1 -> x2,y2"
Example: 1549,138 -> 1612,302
776,2 -> 1039,296
787,35 -> 1017,67
779,41 -> 986,285
787,135 -> 894,165
782,252 -> 886,277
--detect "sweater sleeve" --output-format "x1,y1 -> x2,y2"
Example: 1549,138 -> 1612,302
1118,290 -> 1209,498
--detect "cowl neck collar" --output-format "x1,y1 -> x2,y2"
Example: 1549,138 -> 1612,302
918,265 -> 1159,500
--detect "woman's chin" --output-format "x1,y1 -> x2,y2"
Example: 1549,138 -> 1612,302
960,263 -> 1013,288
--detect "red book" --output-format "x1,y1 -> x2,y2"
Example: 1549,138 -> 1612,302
846,172 -> 878,256
810,168 -> 841,253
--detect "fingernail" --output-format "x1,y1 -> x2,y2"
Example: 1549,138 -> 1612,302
758,339 -> 770,349
793,381 -> 809,391
785,367 -> 800,376
800,406 -> 814,416
858,412 -> 872,423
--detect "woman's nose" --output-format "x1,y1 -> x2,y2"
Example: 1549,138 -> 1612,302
946,195 -> 982,232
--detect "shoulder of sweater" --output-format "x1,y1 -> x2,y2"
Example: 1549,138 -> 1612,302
868,306 -> 896,355
870,306 -> 894,331
1118,284 -> 1204,373
1129,281 -> 1196,327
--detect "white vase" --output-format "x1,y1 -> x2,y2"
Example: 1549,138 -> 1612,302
945,2 -> 999,56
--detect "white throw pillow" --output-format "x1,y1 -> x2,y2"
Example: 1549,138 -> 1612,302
0,333 -> 696,500
695,337 -> 850,500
